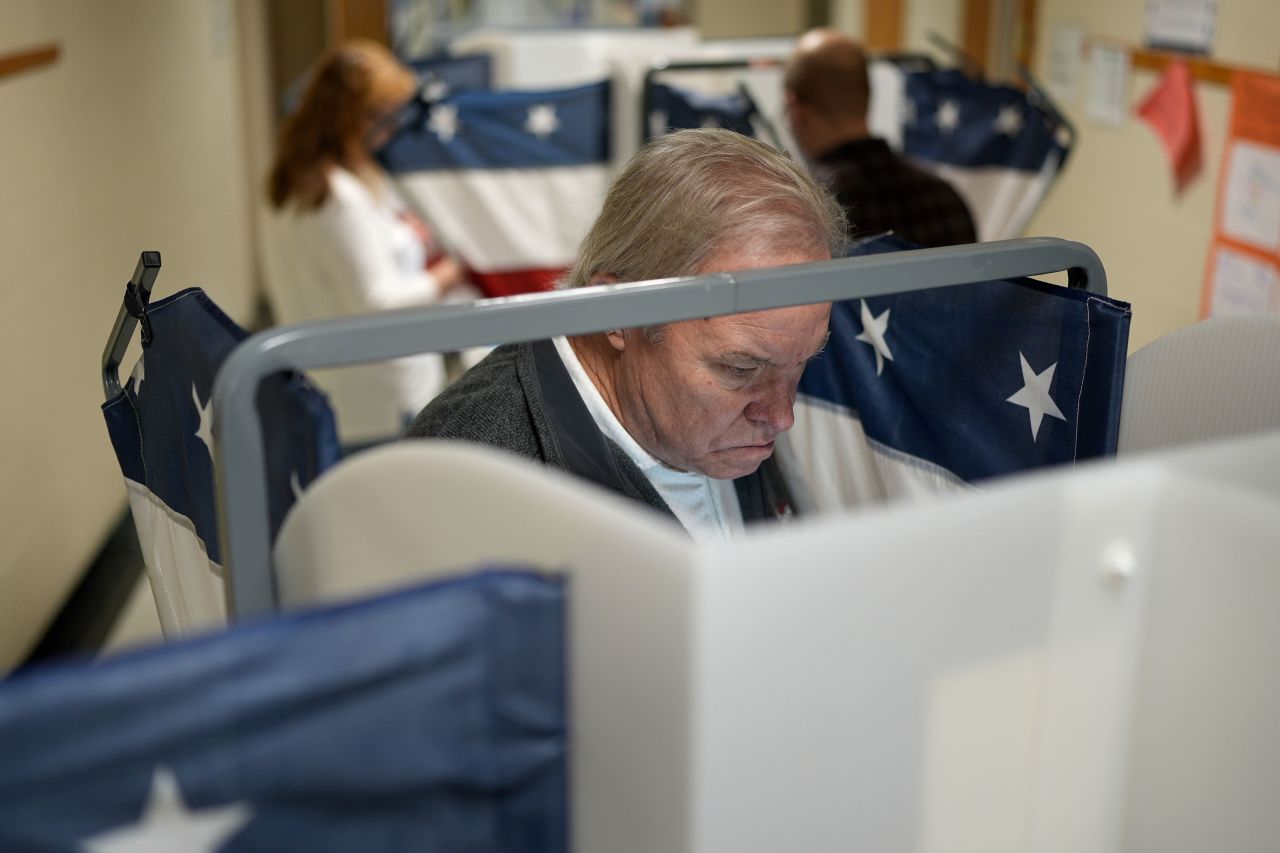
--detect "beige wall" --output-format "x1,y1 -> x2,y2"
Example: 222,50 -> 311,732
829,0 -> 963,54
0,0 -> 268,667
904,0 -> 962,55
694,0 -> 809,39
829,0 -> 866,38
1027,0 -> 1280,350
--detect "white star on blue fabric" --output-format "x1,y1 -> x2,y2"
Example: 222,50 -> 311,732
524,104 -> 560,139
80,767 -> 251,853
428,103 -> 458,142
193,384 -> 213,459
902,99 -> 917,125
699,114 -> 721,129
854,299 -> 894,376
936,99 -> 960,133
994,104 -> 1024,137
1006,352 -> 1066,440
130,356 -> 146,396
423,78 -> 449,101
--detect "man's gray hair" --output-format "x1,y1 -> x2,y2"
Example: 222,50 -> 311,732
564,128 -> 848,288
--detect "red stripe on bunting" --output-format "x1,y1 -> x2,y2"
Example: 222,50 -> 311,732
468,268 -> 565,299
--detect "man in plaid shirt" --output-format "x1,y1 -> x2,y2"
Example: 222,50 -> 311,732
784,29 -> 977,249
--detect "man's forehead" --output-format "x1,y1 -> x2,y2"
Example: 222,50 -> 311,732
684,304 -> 831,359
714,303 -> 831,331
694,243 -> 831,278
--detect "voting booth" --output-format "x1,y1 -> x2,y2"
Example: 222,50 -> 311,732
209,234 -> 1277,850
273,428 -> 1280,852
65,238 -> 1280,849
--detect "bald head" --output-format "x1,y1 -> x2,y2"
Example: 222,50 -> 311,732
784,29 -> 872,158
786,29 -> 871,120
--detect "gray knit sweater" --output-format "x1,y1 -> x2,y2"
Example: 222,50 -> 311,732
405,341 -> 796,530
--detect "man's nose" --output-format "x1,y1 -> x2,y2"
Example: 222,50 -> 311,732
745,381 -> 796,434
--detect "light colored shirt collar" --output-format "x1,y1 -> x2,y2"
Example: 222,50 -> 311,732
552,336 -> 673,475
551,336 -> 744,542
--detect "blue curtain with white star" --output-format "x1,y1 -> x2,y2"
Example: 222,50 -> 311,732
101,288 -> 341,634
902,70 -> 1069,175
645,81 -> 756,140
778,235 -> 1131,508
896,68 -> 1073,241
643,62 -> 1073,242
380,81 -> 609,173
377,80 -> 611,298
0,570 -> 567,852
407,53 -> 493,100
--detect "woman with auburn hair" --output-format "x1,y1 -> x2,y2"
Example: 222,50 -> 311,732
261,39 -> 468,449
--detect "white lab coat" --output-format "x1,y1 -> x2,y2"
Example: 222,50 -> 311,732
260,166 -> 447,445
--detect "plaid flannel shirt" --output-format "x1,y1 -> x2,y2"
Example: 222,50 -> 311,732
813,138 -> 978,249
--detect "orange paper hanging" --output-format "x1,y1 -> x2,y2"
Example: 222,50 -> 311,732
1137,59 -> 1203,194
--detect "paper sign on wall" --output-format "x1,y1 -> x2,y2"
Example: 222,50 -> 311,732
1203,72 -> 1280,318
1087,45 -> 1130,127
1207,245 -> 1279,316
1144,0 -> 1217,55
1046,24 -> 1085,104
1220,141 -> 1280,254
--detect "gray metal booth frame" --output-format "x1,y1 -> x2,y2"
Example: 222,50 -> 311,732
207,238 -> 1107,619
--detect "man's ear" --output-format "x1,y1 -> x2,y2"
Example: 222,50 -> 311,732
590,273 -> 624,349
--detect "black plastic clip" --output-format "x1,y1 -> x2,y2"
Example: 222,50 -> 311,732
123,281 -> 154,347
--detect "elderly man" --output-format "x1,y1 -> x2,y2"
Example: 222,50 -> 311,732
784,28 -> 976,248
406,128 -> 846,541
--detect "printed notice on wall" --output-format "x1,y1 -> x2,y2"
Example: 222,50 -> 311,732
1144,0 -> 1217,55
1203,72 -> 1280,318
1221,141 -> 1280,253
1208,245 -> 1279,316
1086,44 -> 1130,127
1046,24 -> 1085,104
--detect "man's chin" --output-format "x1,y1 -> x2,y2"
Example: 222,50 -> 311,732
698,442 -> 776,480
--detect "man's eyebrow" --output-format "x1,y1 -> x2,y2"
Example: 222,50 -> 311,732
720,350 -> 775,367
719,333 -> 831,368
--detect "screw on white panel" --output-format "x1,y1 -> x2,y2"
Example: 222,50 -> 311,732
1100,542 -> 1138,588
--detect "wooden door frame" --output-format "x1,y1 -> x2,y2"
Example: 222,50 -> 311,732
865,0 -> 904,51
963,0 -> 1039,78
329,0 -> 390,46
